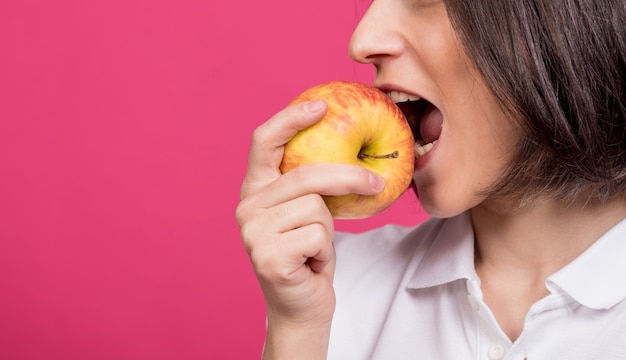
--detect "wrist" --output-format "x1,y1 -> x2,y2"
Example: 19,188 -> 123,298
262,317 -> 332,360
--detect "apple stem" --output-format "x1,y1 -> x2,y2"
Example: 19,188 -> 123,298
358,150 -> 399,159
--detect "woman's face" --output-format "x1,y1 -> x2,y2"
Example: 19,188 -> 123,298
350,0 -> 519,217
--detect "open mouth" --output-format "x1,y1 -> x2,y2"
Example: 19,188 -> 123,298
387,91 -> 443,158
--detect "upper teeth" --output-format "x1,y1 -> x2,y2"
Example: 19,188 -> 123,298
386,90 -> 420,103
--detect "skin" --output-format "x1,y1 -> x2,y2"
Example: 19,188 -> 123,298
236,100 -> 381,359
236,0 -> 626,358
349,0 -> 518,218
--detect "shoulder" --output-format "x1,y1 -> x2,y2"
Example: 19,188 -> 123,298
329,216 -> 469,359
334,216 -> 447,259
332,217 -> 447,287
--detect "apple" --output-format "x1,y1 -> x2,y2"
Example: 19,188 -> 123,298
279,80 -> 415,219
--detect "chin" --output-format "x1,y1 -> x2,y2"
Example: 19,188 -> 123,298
423,203 -> 468,219
413,182 -> 471,219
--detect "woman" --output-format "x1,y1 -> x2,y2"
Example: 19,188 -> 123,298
236,0 -> 626,358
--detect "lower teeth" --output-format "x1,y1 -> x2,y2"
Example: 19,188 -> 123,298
415,140 -> 437,157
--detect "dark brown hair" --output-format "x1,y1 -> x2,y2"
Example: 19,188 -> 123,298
444,0 -> 626,204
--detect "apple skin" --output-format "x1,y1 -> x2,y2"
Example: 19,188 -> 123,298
279,80 -> 415,219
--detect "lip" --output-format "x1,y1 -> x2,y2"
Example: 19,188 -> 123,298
376,83 -> 425,101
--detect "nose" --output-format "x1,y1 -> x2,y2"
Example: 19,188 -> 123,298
349,1 -> 404,66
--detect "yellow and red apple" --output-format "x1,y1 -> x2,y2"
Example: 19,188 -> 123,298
279,80 -> 415,219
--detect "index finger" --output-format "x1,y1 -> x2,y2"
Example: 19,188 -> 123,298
241,100 -> 328,198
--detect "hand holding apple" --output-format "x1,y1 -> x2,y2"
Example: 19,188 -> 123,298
280,80 -> 415,219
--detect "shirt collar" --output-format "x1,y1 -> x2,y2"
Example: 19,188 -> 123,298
407,213 -> 626,310
407,212 -> 477,289
546,217 -> 626,310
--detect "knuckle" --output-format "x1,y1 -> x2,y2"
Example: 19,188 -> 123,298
349,165 -> 371,183
252,120 -> 275,147
237,214 -> 264,253
268,267 -> 296,284
309,222 -> 331,245
288,163 -> 308,179
238,180 -> 251,201
251,123 -> 271,145
234,198 -> 251,227
343,165 -> 373,193
306,194 -> 330,215
238,222 -> 256,251
287,164 -> 315,187
253,252 -> 294,284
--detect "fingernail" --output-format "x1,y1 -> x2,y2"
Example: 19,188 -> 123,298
303,99 -> 325,114
369,172 -> 385,192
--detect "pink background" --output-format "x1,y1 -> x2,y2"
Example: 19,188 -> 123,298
0,0 -> 428,358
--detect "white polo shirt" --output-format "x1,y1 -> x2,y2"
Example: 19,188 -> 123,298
328,212 -> 626,360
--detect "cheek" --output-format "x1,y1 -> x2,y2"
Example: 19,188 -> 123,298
412,119 -> 511,217
414,77 -> 515,217
414,137 -> 514,217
